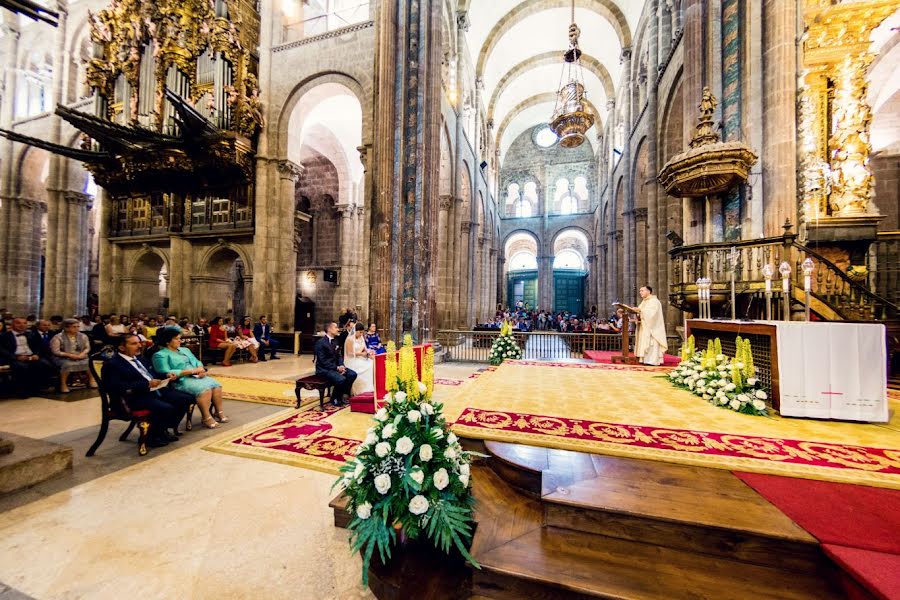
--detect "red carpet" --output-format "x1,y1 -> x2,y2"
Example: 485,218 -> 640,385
584,350 -> 681,366
824,546 -> 900,600
736,472 -> 900,599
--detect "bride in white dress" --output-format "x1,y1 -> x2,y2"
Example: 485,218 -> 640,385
344,323 -> 375,395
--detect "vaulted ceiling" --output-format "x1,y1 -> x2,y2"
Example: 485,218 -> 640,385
460,0 -> 643,163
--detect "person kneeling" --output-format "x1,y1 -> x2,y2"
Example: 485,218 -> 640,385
152,327 -> 228,429
314,322 -> 357,407
102,334 -> 181,449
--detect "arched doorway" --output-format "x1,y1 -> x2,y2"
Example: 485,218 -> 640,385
200,247 -> 248,319
131,252 -> 165,315
504,232 -> 539,309
553,229 -> 590,315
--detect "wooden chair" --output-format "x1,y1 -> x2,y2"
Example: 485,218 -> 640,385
85,346 -> 153,457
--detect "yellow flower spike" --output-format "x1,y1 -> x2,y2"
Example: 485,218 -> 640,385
731,360 -> 742,387
424,346 -> 435,396
714,338 -> 722,357
385,341 -> 398,392
399,340 -> 417,400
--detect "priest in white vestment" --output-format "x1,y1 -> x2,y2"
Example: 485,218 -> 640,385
634,285 -> 667,366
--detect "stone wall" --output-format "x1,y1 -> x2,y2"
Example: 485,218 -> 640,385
872,153 -> 900,231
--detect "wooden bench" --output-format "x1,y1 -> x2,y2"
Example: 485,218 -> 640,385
295,374 -> 333,411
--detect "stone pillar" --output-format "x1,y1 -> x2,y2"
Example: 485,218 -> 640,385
647,0 -> 661,294
167,236 -> 191,316
252,159 -> 301,331
337,202 -> 355,310
659,0 -> 673,62
761,0 -> 797,235
43,0 -> 69,316
619,47 -> 635,301
539,253 -> 553,310
436,194 -> 452,327
60,192 -> 92,315
0,19 -> 20,302
457,219 -> 473,327
1,198 -> 44,315
370,0 -> 442,341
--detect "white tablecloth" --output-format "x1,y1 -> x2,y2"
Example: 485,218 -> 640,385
775,321 -> 887,422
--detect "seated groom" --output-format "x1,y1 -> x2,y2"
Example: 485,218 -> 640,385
314,322 -> 357,408
252,315 -> 280,361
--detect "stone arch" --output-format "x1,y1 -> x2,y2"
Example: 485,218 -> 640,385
198,241 -> 254,277
128,248 -> 169,315
274,71 -> 370,159
496,92 -> 602,153
487,52 -> 615,122
476,0 -> 632,78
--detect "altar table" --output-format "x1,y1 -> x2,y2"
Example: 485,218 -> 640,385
685,320 -> 887,422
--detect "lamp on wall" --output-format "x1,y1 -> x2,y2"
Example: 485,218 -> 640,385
548,0 -> 595,148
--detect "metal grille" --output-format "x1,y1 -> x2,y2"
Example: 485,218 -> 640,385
437,330 -> 622,363
691,330 -> 772,393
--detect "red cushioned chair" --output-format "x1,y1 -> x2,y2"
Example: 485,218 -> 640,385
349,344 -> 431,414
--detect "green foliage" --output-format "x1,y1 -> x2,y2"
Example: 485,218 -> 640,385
488,331 -> 522,366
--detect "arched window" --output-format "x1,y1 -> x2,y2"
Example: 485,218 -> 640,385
573,176 -> 588,202
515,199 -> 533,218
505,183 -> 520,205
554,178 -> 569,203
553,249 -> 584,270
523,181 -> 538,205
559,195 -> 576,215
509,251 -> 538,271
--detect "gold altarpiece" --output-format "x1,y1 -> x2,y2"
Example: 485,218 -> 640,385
798,0 -> 896,224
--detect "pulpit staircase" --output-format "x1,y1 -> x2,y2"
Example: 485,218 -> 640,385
668,225 -> 900,380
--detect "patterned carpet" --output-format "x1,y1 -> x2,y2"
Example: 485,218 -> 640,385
206,361 -> 900,488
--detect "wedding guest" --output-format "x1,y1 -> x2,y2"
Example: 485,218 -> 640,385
50,318 -> 96,393
34,319 -> 55,350
106,315 -> 127,339
208,316 -> 238,367
192,317 -> 210,339
252,315 -> 279,361
0,317 -> 55,396
364,323 -> 385,354
233,316 -> 260,362
152,327 -> 226,429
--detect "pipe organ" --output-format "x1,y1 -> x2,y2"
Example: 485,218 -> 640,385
75,0 -> 262,238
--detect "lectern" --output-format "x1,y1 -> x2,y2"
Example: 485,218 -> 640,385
610,303 -> 640,365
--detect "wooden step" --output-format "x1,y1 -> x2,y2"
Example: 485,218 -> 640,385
473,527 -> 843,600
481,441 -> 828,571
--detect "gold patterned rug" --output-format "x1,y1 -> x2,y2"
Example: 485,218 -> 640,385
215,375 -> 309,407
206,361 -> 900,488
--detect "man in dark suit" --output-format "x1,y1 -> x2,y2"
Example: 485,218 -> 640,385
335,319 -> 354,357
253,315 -> 280,361
101,334 -> 181,448
33,319 -> 55,352
0,317 -> 55,396
314,322 -> 356,407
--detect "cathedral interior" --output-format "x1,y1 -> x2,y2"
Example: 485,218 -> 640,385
0,1 -> 899,599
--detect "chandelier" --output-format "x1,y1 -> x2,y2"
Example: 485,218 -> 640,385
549,0 -> 595,148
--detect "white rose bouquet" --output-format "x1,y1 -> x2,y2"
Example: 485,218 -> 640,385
335,336 -> 478,585
669,336 -> 768,416
488,321 -> 522,366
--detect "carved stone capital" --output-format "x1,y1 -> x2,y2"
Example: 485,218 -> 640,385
620,47 -> 632,63
357,145 -> 369,173
439,195 -> 453,211
336,203 -> 356,218
634,207 -> 648,222
457,11 -> 470,32
606,99 -> 616,110
277,159 -> 303,182
489,248 -> 498,257
478,236 -> 488,246
0,23 -> 20,39
460,220 -> 475,233
65,191 -> 93,207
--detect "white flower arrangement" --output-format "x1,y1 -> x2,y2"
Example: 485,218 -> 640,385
668,336 -> 768,416
488,321 -> 522,365
335,336 -> 478,585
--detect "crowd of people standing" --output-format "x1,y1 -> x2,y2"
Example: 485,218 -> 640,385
479,304 -> 628,334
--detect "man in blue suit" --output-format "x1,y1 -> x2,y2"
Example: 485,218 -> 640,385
0,317 -> 55,396
253,315 -> 280,361
101,334 -> 182,448
314,322 -> 356,407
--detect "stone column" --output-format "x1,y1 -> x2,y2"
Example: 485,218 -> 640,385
1,198 -> 44,314
457,220 -> 473,327
43,0 -> 69,316
336,202 -> 355,311
761,0 -> 797,235
0,19 -> 20,301
620,47 -> 635,300
659,0 -> 672,62
60,192 -> 92,315
646,0 -> 661,293
252,159 -> 301,331
370,0 -> 442,341
436,194 -> 452,327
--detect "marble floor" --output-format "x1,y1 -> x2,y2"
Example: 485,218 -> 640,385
0,355 -> 481,600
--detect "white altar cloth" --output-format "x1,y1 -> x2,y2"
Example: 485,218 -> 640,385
775,321 -> 887,422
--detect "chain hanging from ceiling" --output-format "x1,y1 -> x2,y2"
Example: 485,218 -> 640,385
548,0 -> 595,148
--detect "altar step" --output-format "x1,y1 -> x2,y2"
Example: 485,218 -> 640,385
0,432 -> 73,495
469,441 -> 844,600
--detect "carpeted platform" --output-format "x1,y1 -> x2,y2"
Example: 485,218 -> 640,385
206,361 -> 900,488
584,349 -> 681,366
216,375 -> 305,407
735,472 -> 900,600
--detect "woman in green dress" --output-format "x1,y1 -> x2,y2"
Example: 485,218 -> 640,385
152,326 -> 228,429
